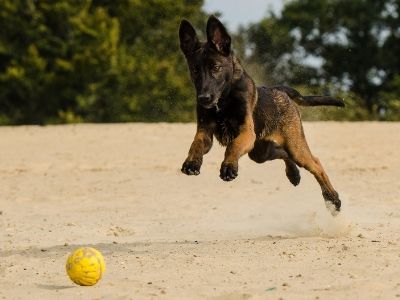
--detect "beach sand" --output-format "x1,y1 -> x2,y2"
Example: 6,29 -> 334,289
0,122 -> 399,299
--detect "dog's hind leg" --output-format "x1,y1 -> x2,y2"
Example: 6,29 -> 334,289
284,130 -> 341,215
248,140 -> 278,163
248,139 -> 301,186
284,159 -> 301,186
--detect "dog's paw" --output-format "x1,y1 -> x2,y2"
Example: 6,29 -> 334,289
286,165 -> 301,186
323,191 -> 341,216
220,162 -> 238,181
325,201 -> 340,216
181,159 -> 201,176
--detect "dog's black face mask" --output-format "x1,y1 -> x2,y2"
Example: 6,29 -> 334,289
179,16 -> 234,110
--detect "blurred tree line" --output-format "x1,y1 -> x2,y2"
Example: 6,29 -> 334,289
239,0 -> 400,120
0,0 -> 205,124
0,0 -> 399,124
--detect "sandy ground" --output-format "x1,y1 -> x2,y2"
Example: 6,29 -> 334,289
0,122 -> 399,300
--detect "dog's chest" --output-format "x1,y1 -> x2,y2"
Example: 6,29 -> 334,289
214,116 -> 240,146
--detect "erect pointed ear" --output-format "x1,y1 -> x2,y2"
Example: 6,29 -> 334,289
206,15 -> 231,56
179,19 -> 200,57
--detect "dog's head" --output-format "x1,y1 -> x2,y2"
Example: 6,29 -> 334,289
179,16 -> 242,109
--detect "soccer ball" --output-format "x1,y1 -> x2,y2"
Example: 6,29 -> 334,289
66,247 -> 106,286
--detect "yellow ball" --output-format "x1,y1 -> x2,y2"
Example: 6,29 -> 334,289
66,247 -> 105,286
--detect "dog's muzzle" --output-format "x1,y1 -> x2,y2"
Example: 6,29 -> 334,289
198,94 -> 217,109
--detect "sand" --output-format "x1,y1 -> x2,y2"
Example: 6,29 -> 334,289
0,122 -> 399,300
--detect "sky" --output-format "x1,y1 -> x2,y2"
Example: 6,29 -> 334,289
203,0 -> 285,32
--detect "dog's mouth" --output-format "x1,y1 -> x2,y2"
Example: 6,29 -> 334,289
201,101 -> 217,109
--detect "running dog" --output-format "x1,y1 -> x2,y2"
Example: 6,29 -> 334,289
179,16 -> 344,215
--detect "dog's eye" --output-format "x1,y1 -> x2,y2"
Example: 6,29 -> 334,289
212,65 -> 221,72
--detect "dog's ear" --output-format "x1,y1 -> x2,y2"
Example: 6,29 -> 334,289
179,19 -> 199,57
206,15 -> 231,56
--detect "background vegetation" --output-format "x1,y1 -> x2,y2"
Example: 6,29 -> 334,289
0,0 -> 399,124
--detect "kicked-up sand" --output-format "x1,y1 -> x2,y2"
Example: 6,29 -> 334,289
0,122 -> 399,299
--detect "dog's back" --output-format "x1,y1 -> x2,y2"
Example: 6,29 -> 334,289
253,85 -> 345,139
253,86 -> 299,139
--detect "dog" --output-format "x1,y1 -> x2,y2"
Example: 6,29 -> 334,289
178,16 -> 344,216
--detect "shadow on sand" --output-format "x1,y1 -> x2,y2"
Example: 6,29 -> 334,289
36,283 -> 75,290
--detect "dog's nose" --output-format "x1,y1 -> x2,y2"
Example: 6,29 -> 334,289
197,94 -> 211,103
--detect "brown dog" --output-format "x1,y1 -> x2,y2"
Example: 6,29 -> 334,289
179,16 -> 344,216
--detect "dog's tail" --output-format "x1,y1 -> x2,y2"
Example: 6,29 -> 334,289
274,86 -> 345,107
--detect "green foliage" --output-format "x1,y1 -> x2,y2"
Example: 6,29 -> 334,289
1,0 -> 400,124
243,0 -> 400,120
379,75 -> 400,120
0,0 -> 205,124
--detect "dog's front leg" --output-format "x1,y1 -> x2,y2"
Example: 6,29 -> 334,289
181,124 -> 214,176
220,117 -> 256,181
